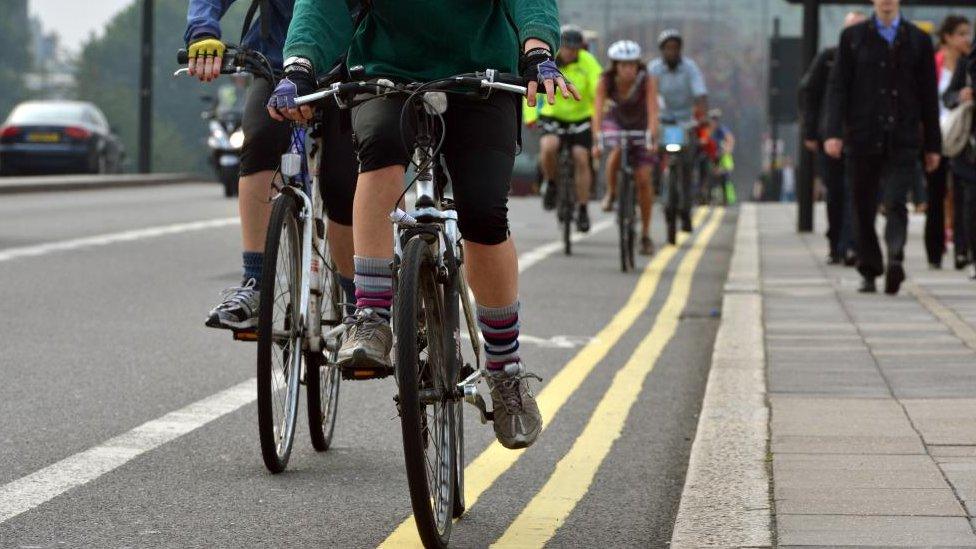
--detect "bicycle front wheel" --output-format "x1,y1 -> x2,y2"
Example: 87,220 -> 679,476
394,237 -> 456,548
618,168 -> 636,272
558,152 -> 574,256
307,251 -> 342,452
257,194 -> 303,474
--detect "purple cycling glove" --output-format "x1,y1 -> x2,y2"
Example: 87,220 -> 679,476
519,48 -> 569,86
266,65 -> 316,112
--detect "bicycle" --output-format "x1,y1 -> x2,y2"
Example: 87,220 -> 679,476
295,69 -> 527,548
659,118 -> 697,245
176,46 -> 345,473
600,129 -> 650,272
540,120 -> 590,256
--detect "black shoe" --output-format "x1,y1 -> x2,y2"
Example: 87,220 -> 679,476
884,264 -> 905,295
826,253 -> 842,265
576,205 -> 590,233
955,254 -> 970,271
858,277 -> 877,293
843,250 -> 858,267
680,210 -> 693,232
929,262 -> 943,270
542,180 -> 557,211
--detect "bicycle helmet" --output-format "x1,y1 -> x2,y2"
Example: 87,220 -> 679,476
658,29 -> 683,49
561,25 -> 585,49
608,40 -> 642,62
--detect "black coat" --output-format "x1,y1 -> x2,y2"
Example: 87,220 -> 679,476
799,47 -> 837,142
943,53 -> 976,180
826,18 -> 941,156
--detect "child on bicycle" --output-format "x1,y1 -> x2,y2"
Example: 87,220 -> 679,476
593,40 -> 660,256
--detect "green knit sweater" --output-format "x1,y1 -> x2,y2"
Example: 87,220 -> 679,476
284,0 -> 560,81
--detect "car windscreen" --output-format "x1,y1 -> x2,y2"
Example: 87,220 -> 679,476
6,104 -> 88,126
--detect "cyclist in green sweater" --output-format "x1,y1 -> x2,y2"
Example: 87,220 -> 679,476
266,0 -> 577,450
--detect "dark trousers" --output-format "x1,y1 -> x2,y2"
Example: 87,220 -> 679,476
924,157 -> 947,266
953,175 -> 970,261
959,175 -> 976,263
821,151 -> 853,257
848,150 -> 920,278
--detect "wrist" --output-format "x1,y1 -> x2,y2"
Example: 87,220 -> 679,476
523,38 -> 550,54
283,56 -> 314,75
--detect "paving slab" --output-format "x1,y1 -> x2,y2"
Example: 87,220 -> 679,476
902,400 -> 976,445
774,486 -> 965,516
777,515 -> 976,546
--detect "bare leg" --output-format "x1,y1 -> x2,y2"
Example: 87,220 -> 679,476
539,135 -> 560,182
572,146 -> 592,205
353,165 -> 403,257
239,170 -> 278,252
604,148 -> 621,209
465,238 -> 518,308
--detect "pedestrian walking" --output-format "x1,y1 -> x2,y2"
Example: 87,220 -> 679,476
926,15 -> 973,270
943,29 -> 976,280
800,11 -> 867,266
825,0 -> 942,295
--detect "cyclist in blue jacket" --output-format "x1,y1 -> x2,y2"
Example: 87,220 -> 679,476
184,0 -> 359,330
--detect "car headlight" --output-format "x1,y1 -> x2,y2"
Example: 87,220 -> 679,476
229,130 -> 245,149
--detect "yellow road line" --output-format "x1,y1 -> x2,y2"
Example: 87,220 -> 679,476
379,207 -> 712,548
492,208 -> 725,548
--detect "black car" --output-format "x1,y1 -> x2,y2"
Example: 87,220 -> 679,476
0,101 -> 125,176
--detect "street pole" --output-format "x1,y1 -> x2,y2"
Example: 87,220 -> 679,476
138,0 -> 154,174
797,0 -> 820,232
769,18 -> 780,189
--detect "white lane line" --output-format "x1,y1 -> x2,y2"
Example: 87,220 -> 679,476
0,218 -> 240,263
0,217 -> 611,524
0,379 -> 255,523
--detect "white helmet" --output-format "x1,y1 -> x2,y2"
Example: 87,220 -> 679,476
608,40 -> 642,62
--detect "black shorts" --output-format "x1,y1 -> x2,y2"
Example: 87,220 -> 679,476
350,92 -> 519,245
240,78 -> 357,226
240,77 -> 291,176
539,116 -> 593,150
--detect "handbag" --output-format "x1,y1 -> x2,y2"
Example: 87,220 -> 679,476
942,72 -> 974,157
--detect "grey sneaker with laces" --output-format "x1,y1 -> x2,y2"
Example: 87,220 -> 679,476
486,362 -> 543,449
337,308 -> 393,369
206,278 -> 260,330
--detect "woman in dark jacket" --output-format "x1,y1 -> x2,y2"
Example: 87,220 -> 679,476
943,43 -> 976,278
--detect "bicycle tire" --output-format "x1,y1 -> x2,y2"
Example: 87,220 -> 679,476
307,256 -> 342,452
257,194 -> 303,474
618,167 -> 636,272
558,150 -> 574,256
666,162 -> 681,246
394,237 -> 456,548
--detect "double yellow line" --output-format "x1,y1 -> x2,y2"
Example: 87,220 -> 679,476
380,207 -> 722,547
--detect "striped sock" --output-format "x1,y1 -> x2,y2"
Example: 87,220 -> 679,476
243,251 -> 263,284
478,301 -> 521,371
354,256 -> 393,322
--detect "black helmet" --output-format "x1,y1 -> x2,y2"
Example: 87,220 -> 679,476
658,29 -> 683,49
561,24 -> 585,49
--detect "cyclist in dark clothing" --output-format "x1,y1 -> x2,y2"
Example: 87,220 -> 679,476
184,0 -> 359,330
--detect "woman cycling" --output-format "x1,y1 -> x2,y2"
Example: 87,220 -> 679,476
593,40 -> 659,256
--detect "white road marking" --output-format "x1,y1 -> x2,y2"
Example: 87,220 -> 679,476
0,215 -> 613,523
0,218 -> 240,263
0,379 -> 255,523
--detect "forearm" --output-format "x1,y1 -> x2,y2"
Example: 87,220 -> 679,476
185,0 -> 232,43
283,0 -> 353,72
503,0 -> 560,51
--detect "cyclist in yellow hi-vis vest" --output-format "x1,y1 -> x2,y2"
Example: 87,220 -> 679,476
525,25 -> 602,233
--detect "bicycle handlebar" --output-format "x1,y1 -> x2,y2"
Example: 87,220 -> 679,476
173,46 -> 275,81
293,71 -> 527,107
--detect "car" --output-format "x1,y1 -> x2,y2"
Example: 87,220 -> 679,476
0,100 -> 125,176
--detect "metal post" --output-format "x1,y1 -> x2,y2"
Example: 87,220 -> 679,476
138,0 -> 154,174
797,0 -> 820,232
769,18 -> 781,184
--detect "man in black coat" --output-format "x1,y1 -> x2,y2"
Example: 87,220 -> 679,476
825,0 -> 942,295
800,10 -> 867,266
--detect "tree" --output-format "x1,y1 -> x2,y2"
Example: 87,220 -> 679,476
0,0 -> 31,119
74,0 -> 247,173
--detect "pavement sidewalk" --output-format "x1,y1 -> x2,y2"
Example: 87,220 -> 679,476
674,202 -> 976,547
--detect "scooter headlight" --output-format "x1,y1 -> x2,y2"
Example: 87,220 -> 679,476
229,129 -> 245,149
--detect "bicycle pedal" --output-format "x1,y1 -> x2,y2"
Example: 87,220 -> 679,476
340,364 -> 394,380
232,329 -> 258,342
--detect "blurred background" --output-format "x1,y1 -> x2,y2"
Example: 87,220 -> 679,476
0,0 -> 970,194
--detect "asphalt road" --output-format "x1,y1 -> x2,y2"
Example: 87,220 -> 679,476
0,183 -> 735,548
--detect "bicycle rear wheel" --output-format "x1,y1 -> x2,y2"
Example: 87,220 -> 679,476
394,237 -> 456,548
307,249 -> 342,452
257,194 -> 303,474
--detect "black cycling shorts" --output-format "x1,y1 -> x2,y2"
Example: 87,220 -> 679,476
350,92 -> 519,245
240,77 -> 291,176
240,78 -> 357,226
538,116 -> 593,150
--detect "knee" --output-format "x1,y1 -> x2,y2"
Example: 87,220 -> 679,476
572,148 -> 590,171
539,136 -> 560,157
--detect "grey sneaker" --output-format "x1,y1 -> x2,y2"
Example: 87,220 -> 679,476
337,308 -> 393,369
486,362 -> 543,449
206,278 -> 259,330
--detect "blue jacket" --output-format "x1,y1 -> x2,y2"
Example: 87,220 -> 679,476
184,0 -> 294,69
